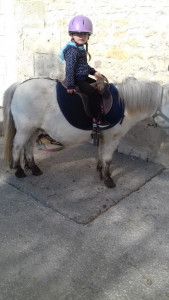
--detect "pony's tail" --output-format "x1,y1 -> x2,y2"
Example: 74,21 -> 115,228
3,83 -> 19,166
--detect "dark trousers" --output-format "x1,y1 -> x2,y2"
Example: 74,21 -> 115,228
75,77 -> 102,119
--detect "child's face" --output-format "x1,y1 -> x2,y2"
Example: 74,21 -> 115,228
72,33 -> 89,45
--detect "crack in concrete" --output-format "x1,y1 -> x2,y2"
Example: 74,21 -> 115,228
2,166 -> 166,225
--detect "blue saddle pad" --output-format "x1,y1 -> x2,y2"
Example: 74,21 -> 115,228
56,82 -> 125,130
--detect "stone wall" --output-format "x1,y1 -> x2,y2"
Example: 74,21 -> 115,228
12,0 -> 169,165
14,0 -> 169,84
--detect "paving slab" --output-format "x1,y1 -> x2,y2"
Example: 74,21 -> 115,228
0,108 -> 3,136
0,179 -> 84,300
1,136 -> 169,299
1,160 -> 169,300
83,169 -> 169,300
1,139 -> 164,224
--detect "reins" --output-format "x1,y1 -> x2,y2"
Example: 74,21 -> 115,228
101,74 -> 110,88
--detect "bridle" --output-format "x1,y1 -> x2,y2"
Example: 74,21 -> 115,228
151,87 -> 169,129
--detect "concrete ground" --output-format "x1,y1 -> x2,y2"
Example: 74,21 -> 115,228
0,107 -> 3,136
1,106 -> 169,299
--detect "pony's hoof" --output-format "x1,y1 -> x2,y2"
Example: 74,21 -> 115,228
104,178 -> 116,188
15,168 -> 26,178
32,166 -> 43,176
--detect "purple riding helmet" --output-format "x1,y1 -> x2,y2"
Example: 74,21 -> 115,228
68,15 -> 93,35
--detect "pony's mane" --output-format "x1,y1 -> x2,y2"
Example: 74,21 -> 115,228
117,77 -> 162,115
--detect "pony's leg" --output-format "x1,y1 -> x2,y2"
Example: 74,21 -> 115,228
12,131 -> 30,178
24,131 -> 43,176
97,130 -> 122,188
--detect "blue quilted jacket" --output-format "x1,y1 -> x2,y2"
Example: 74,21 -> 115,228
63,44 -> 96,89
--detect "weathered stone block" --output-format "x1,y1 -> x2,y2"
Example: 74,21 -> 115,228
15,1 -> 45,28
34,53 -> 64,79
106,47 -> 129,60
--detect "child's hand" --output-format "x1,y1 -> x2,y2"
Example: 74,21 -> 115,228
67,89 -> 76,94
94,72 -> 102,79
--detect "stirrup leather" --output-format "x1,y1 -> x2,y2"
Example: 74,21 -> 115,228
91,120 -> 101,146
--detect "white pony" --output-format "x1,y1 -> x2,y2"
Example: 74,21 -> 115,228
3,77 -> 169,188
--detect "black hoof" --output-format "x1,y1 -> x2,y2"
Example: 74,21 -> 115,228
15,167 -> 26,178
104,178 -> 116,188
32,165 -> 43,176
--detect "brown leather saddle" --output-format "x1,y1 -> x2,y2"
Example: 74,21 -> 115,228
61,75 -> 113,118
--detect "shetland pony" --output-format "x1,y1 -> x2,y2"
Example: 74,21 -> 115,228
3,77 -> 168,188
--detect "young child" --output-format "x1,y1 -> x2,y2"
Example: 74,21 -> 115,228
60,15 -> 110,128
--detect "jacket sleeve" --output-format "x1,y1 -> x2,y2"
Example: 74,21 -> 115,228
88,65 -> 96,76
64,47 -> 78,89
